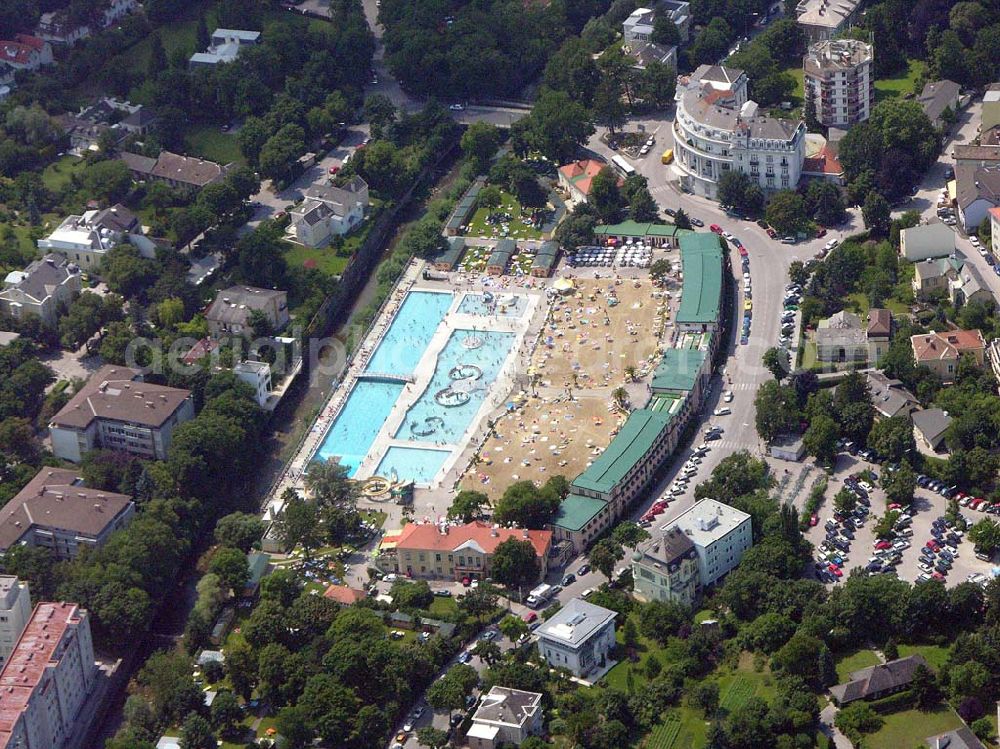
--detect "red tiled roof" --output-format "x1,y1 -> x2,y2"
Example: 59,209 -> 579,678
0,602 -> 85,745
989,206 -> 1000,220
911,329 -> 985,362
0,36 -> 44,66
803,145 -> 843,176
323,584 -> 366,605
396,521 -> 552,558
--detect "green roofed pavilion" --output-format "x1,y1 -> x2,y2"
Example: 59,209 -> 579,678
652,347 -> 707,392
676,232 -> 722,326
572,409 -> 671,497
551,493 -> 608,532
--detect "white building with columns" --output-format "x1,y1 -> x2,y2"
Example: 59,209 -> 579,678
673,65 -> 807,200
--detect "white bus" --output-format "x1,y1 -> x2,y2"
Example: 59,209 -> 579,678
611,154 -> 635,177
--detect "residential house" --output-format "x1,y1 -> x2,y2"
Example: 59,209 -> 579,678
558,159 -> 614,204
990,206 -> 1000,256
102,0 -> 138,28
867,309 -> 892,365
925,728 -> 986,749
802,39 -> 874,128
956,163 -> 1000,232
917,80 -> 961,130
205,286 -> 289,338
631,527 -> 700,606
0,602 -> 98,749
670,498 -> 753,587
536,598 -> 617,679
0,35 -> 53,71
289,176 -> 369,247
0,578 -> 31,669
866,372 -> 919,420
38,204 -> 155,271
189,28 -> 260,68
816,310 -> 867,362
120,151 -> 229,193
910,329 -> 986,383
912,408 -> 952,452
57,98 -> 154,153
912,256 -> 963,299
233,361 -> 272,408
988,338 -> 1000,389
950,263 -> 993,307
984,83 -> 1000,133
0,255 -> 81,328
48,365 -> 195,463
626,40 -> 677,72
623,1 -> 690,43
467,687 -> 543,749
0,468 -> 134,560
794,0 -> 862,41
323,584 -> 367,606
393,521 -> 552,582
899,222 -> 956,262
829,655 -> 929,705
953,145 -> 1000,170
36,12 -> 90,45
673,65 -> 806,199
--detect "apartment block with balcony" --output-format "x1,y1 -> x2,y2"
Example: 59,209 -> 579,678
803,39 -> 874,127
673,65 -> 805,200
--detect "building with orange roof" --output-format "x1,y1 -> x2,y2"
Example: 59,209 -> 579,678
323,584 -> 367,605
0,602 -> 96,749
394,521 -> 552,582
558,159 -> 617,204
911,329 -> 985,383
0,35 -> 53,71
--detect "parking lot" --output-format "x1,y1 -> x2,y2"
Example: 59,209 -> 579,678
800,450 -> 995,589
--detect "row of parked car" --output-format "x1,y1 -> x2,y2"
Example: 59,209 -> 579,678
916,516 -> 966,583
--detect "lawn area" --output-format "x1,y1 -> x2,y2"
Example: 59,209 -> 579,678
875,59 -> 926,103
897,643 -> 950,671
834,648 -> 881,682
41,155 -> 86,193
464,190 -> 543,241
284,242 -> 350,277
785,65 -> 805,101
184,124 -> 245,166
659,705 -> 710,749
800,335 -> 819,370
845,291 -> 911,316
867,704 -> 964,749
428,596 -> 458,617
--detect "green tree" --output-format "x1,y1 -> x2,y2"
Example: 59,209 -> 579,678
762,347 -> 787,380
911,664 -> 940,709
833,488 -> 856,515
765,190 -> 809,236
835,703 -> 883,743
491,538 -> 541,589
873,510 -> 901,540
867,415 -> 916,462
882,461 -> 916,506
209,547 -> 249,594
652,15 -> 681,46
593,79 -> 627,135
639,61 -> 678,107
805,180 -> 847,226
589,537 -> 624,582
968,518 -> 1000,554
305,458 -> 356,507
277,494 -> 322,557
674,207 -> 692,230
638,599 -> 687,645
448,490 -> 488,522
804,414 -> 838,465
754,381 -> 801,443
498,614 -> 529,642
179,713 -> 215,749
477,185 -> 502,211
863,191 -> 891,237
611,521 -> 651,549
363,94 -> 397,138
214,512 -> 265,552
210,690 -> 241,735
690,681 -> 719,715
524,90 -> 595,162
588,167 -> 623,222
416,727 -> 450,749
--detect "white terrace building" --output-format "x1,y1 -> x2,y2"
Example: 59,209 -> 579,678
673,65 -> 806,200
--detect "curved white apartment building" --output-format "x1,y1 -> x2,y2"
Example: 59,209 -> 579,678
673,65 -> 806,200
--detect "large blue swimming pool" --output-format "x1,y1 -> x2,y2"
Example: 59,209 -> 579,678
365,290 -> 453,375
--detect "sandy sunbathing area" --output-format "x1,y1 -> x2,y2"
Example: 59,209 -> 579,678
460,393 -> 626,499
531,277 -> 669,390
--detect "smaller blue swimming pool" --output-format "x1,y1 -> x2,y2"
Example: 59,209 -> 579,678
458,292 -> 527,318
376,446 -> 450,485
315,380 -> 404,476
